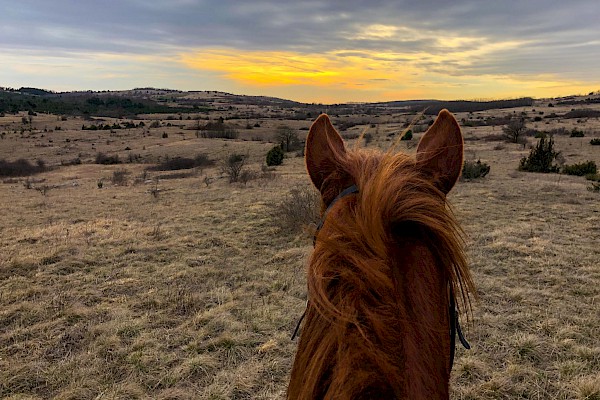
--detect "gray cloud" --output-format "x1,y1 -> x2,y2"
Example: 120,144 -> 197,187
1,1 -> 599,83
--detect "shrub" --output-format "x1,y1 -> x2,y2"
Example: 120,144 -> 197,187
148,154 -> 214,171
586,173 -> 600,182
95,153 -> 121,165
590,138 -> 600,145
239,169 -> 258,186
503,118 -> 527,143
220,153 -> 246,183
0,158 -> 46,177
562,161 -> 597,176
587,174 -> 600,192
462,160 -> 490,180
518,136 -> 560,173
570,129 -> 585,137
401,130 -> 413,141
266,145 -> 284,166
111,169 -> 130,185
271,185 -> 321,234
162,132 -> 168,138
65,158 -> 82,166
199,121 -> 238,139
275,125 -> 300,152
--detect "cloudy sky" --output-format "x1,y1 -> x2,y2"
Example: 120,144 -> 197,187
1,1 -> 599,103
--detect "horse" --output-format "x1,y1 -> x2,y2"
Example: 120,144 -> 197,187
288,110 -> 475,399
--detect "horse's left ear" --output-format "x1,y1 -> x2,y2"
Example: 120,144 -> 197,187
416,109 -> 463,194
305,114 -> 346,193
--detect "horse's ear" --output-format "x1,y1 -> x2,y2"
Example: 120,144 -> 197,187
416,109 -> 463,194
305,114 -> 346,192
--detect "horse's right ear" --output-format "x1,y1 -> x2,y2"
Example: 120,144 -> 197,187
305,114 -> 346,192
416,109 -> 464,194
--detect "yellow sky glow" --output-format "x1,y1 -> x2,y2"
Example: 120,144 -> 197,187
179,46 -> 597,103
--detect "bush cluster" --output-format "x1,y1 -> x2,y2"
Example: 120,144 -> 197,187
0,158 -> 46,177
148,154 -> 214,171
518,136 -> 560,173
569,129 -> 585,137
199,121 -> 238,139
82,122 -> 140,131
95,153 -> 121,165
562,161 -> 597,176
462,160 -> 490,180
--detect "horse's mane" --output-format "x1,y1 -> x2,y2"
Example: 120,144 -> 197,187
290,145 -> 475,399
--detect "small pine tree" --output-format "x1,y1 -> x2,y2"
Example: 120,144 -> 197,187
401,130 -> 413,141
519,136 -> 560,173
266,145 -> 284,166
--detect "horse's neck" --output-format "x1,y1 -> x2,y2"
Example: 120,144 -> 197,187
390,239 -> 451,399
289,240 -> 451,400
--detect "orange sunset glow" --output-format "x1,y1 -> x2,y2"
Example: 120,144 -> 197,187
1,2 -> 599,103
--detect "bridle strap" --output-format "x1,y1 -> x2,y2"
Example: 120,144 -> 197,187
449,285 -> 470,371
313,184 -> 359,246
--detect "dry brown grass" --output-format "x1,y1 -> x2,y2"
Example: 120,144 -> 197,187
1,99 -> 600,399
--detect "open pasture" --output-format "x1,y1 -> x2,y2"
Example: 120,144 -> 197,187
1,98 -> 599,399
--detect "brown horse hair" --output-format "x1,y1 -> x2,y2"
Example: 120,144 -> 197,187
288,130 -> 475,399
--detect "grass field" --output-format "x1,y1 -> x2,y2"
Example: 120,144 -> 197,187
1,98 -> 599,399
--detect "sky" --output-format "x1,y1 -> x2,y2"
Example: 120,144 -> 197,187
1,0 -> 599,104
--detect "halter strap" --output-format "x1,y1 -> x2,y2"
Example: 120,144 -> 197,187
313,184 -> 359,246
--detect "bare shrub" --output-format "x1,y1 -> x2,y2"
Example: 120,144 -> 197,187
220,153 -> 246,183
275,125 -> 300,152
239,169 -> 258,186
503,118 -> 527,144
111,169 -> 130,186
260,164 -> 277,181
271,185 -> 321,234
37,185 -> 52,196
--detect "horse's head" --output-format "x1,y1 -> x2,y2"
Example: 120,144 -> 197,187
289,110 -> 474,399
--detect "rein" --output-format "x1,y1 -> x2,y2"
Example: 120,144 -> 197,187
292,184 -> 470,371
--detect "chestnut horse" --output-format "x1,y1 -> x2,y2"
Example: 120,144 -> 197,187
288,110 -> 475,399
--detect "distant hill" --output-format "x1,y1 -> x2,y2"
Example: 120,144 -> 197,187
371,98 -> 535,115
1,86 -> 595,117
0,88 -> 208,117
